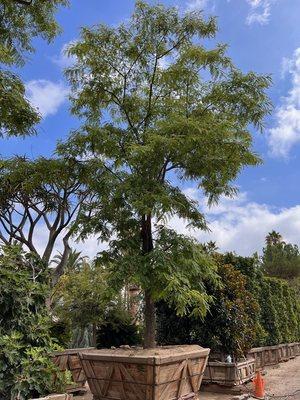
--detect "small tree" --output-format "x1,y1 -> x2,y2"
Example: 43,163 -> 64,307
0,0 -> 68,137
52,260 -> 112,346
157,262 -> 261,358
60,1 -> 271,348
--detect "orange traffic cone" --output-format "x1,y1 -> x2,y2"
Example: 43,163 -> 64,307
253,371 -> 265,399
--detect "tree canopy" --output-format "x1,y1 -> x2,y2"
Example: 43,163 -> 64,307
59,1 -> 272,347
0,0 -> 68,66
0,70 -> 40,137
0,0 -> 68,137
0,157 -> 90,283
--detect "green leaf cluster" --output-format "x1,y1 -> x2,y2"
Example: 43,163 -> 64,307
0,0 -> 68,66
0,71 -> 40,137
0,0 -> 68,137
52,259 -> 140,348
96,307 -> 141,349
99,227 -> 219,319
221,252 -> 300,346
263,241 -> 300,280
258,277 -> 300,345
52,261 -> 113,332
0,245 -> 69,399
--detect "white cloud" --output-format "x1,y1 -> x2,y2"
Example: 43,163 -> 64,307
25,188 -> 300,260
186,0 -> 209,11
268,48 -> 300,158
52,41 -> 77,69
26,79 -> 69,118
236,0 -> 281,25
168,189 -> 300,255
246,0 -> 272,25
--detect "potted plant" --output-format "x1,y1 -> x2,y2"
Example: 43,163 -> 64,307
59,2 -> 271,399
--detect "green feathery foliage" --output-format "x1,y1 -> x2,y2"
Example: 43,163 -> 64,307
157,260 -> 261,357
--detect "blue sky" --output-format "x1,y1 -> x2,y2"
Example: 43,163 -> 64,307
3,0 -> 300,256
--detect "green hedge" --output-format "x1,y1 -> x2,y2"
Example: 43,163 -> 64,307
157,253 -> 300,356
259,277 -> 300,345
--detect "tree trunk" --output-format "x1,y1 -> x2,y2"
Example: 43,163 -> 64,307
144,290 -> 156,348
141,214 -> 156,348
51,233 -> 71,286
92,323 -> 97,347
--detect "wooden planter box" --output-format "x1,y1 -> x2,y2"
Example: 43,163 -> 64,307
278,344 -> 290,362
294,342 -> 300,356
288,343 -> 296,359
247,342 -> 300,370
79,345 -> 210,400
203,359 -> 255,387
262,345 -> 279,366
53,348 -> 95,388
247,347 -> 265,370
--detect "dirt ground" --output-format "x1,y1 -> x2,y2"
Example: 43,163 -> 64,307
75,356 -> 300,400
248,356 -> 300,398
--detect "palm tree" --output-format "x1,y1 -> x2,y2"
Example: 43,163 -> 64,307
51,249 -> 89,274
265,231 -> 283,246
203,241 -> 219,254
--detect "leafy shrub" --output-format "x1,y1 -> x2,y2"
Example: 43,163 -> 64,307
0,246 -> 68,400
96,307 -> 141,348
259,277 -> 300,345
49,320 -> 72,348
52,261 -> 112,347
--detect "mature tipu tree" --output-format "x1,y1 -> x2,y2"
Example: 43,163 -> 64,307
60,1 -> 272,348
0,157 -> 89,284
0,0 -> 68,137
